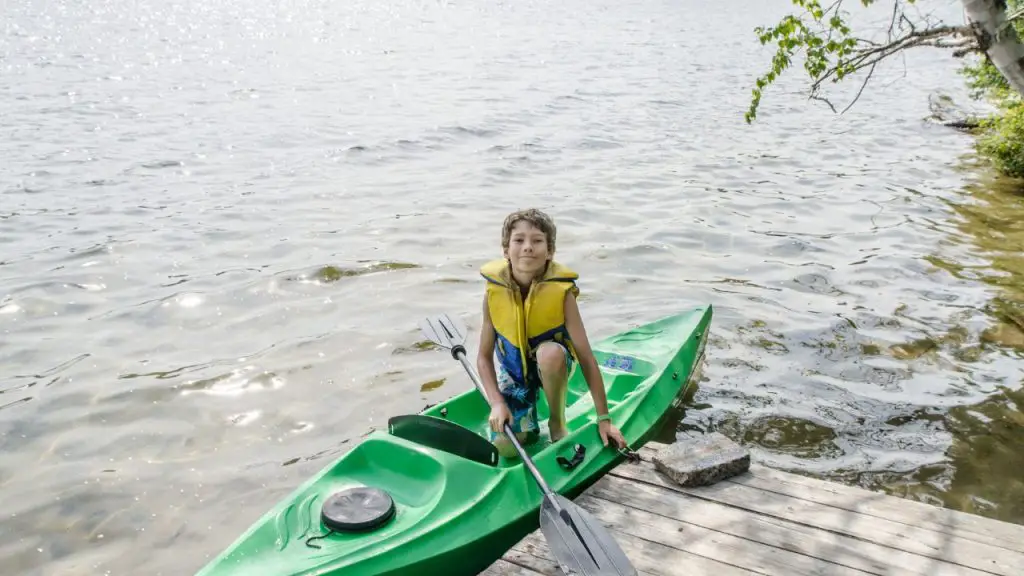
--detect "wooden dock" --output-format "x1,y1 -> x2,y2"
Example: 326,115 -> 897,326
482,441 -> 1024,576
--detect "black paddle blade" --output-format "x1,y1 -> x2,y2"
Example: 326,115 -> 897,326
419,314 -> 467,351
388,414 -> 498,467
539,494 -> 637,576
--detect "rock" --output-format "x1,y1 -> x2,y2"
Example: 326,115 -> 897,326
927,92 -> 983,132
653,432 -> 750,487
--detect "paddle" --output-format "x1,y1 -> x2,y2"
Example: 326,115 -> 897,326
419,313 -> 638,576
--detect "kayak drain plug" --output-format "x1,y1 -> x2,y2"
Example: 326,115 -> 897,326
305,486 -> 396,548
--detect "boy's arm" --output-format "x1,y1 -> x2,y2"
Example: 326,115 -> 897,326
476,296 -> 504,407
563,292 -> 611,418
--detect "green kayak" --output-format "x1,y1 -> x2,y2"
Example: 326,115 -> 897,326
195,305 -> 712,576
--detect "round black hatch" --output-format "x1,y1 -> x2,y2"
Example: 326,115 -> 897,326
321,486 -> 396,532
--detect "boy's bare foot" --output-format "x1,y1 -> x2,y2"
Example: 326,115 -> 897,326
549,422 -> 568,442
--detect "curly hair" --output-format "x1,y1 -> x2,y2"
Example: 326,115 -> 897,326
501,208 -> 557,253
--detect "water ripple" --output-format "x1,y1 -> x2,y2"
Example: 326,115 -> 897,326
2,0 -> 1023,574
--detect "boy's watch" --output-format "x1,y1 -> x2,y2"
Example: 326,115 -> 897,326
596,414 -> 611,423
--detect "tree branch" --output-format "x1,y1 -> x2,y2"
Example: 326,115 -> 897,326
841,61 -> 878,114
745,0 -> 987,123
809,24 -> 972,103
887,0 -> 901,39
810,93 -> 839,113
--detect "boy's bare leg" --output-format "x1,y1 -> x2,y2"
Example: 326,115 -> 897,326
536,342 -> 569,441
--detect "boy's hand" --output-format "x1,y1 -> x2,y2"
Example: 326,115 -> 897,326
598,420 -> 626,449
489,402 -> 513,433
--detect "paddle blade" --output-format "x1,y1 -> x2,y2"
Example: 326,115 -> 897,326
419,314 -> 468,351
539,494 -> 637,576
388,414 -> 498,467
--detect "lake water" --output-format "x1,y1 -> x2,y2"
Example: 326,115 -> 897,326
3,0 -> 1023,574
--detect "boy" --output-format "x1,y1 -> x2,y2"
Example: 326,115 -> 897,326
476,208 -> 626,458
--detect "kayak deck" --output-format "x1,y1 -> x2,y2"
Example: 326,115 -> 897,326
195,305 -> 712,576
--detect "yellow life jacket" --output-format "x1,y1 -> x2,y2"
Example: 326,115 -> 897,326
480,258 -> 580,387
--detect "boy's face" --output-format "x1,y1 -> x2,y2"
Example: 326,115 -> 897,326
504,220 -> 551,278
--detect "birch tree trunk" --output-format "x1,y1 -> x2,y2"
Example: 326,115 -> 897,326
962,0 -> 1024,97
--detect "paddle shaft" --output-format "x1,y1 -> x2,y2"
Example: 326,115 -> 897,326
451,346 -> 559,501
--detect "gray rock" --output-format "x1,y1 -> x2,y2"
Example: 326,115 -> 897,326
653,432 -> 750,487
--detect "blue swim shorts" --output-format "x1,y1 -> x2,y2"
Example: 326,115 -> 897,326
490,342 -> 574,443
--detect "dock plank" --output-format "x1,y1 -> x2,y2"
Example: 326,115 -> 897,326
503,549 -> 562,576
485,440 -> 1024,576
577,484 -> 872,576
478,559 -> 543,576
611,458 -> 1023,576
508,537 -> 657,576
515,528 -> 757,576
721,460 -> 1024,555
588,472 -> 989,576
637,442 -> 1024,554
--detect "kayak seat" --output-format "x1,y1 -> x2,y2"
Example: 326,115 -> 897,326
387,414 -> 499,467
